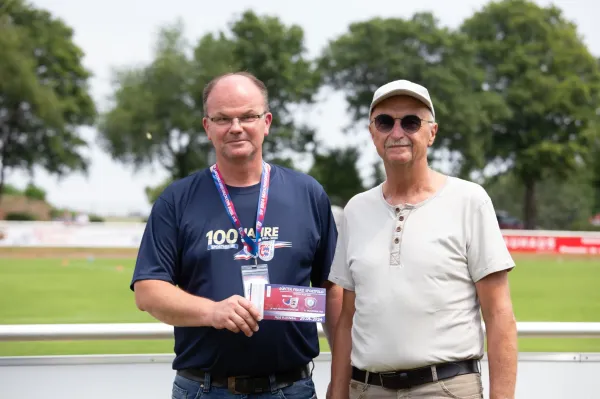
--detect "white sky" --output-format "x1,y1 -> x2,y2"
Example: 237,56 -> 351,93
7,0 -> 599,216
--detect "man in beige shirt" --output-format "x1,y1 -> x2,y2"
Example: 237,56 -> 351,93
328,80 -> 517,399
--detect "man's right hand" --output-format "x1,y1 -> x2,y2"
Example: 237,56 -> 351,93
210,295 -> 261,337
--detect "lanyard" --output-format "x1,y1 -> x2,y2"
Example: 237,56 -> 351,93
210,161 -> 271,259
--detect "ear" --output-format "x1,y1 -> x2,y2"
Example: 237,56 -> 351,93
203,117 -> 212,141
263,112 -> 273,137
428,123 -> 438,147
368,121 -> 375,140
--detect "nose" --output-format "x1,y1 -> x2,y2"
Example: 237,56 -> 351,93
228,118 -> 243,134
389,120 -> 406,138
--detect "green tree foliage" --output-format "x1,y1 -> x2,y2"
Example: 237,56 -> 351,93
0,183 -> 22,196
485,169 -> 596,231
144,177 -> 173,205
98,10 -> 321,203
98,22 -> 210,181
0,0 -> 97,201
308,147 -> 365,207
317,12 -> 510,178
370,160 -> 386,188
591,139 -> 600,214
461,0 -> 600,228
23,182 -> 46,201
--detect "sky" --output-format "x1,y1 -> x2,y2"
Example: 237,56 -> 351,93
7,0 -> 599,217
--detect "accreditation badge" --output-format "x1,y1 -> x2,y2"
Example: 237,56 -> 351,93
241,264 -> 270,299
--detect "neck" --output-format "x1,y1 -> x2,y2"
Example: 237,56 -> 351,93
382,161 -> 434,202
215,156 -> 264,187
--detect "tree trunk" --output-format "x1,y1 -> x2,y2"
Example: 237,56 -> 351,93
0,164 -> 5,204
523,178 -> 537,229
174,151 -> 190,179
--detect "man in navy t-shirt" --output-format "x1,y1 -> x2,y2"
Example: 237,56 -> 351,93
131,71 -> 342,398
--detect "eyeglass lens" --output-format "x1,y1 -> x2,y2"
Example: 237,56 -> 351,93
374,114 -> 422,134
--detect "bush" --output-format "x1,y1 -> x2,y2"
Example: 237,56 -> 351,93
50,208 -> 64,219
1,184 -> 22,195
89,214 -> 105,222
5,212 -> 37,221
568,220 -> 600,232
24,183 -> 46,201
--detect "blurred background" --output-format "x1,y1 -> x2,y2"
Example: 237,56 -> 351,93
0,0 -> 599,397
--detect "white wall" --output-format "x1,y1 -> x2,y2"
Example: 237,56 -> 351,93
1,352 -> 599,399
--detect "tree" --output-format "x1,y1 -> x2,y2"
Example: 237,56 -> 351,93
0,0 -> 96,201
370,160 -> 385,188
98,21 -> 210,182
592,139 -> 600,214
97,11 -> 321,202
145,176 -> 172,205
308,147 -> 365,207
485,169 -> 595,230
317,12 -> 510,179
461,0 -> 600,228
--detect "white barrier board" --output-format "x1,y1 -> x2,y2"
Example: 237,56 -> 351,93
1,221 -> 600,255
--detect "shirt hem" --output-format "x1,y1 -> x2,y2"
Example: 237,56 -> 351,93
130,274 -> 175,291
327,275 -> 355,291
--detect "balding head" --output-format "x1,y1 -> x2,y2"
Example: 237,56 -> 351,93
203,72 -> 269,115
201,72 -> 273,166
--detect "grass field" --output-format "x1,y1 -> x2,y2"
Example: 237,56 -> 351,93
1,249 -> 599,356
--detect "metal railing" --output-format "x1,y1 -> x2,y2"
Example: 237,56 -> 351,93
1,321 -> 600,342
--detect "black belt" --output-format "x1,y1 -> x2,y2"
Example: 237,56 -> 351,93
352,359 -> 479,390
177,364 -> 310,394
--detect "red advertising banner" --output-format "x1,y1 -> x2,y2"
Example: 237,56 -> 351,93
503,234 -> 600,255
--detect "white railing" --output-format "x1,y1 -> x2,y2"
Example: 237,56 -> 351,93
2,321 -> 600,341
1,322 -> 600,399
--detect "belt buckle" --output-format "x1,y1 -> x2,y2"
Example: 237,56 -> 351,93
228,376 -> 269,394
379,371 -> 410,390
227,377 -> 243,394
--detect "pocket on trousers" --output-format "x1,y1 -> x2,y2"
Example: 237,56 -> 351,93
172,383 -> 188,399
172,374 -> 205,399
349,380 -> 369,399
439,373 -> 483,399
279,377 -> 317,399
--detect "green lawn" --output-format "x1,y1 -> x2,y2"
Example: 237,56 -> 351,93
0,254 -> 599,356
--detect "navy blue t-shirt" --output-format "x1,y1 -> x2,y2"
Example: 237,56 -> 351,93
130,164 -> 338,376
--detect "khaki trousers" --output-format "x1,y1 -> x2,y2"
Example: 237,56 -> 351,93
349,372 -> 484,399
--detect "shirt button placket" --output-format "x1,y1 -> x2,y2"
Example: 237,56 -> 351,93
390,207 -> 404,266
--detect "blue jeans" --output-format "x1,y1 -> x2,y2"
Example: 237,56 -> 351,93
172,372 -> 317,399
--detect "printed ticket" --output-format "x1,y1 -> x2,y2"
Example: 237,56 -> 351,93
249,283 -> 326,323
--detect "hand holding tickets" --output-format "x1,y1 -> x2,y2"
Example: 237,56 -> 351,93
210,295 -> 262,337
250,283 -> 326,323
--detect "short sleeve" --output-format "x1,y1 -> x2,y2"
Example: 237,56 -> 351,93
130,196 -> 179,291
327,209 -> 355,291
467,195 -> 515,282
310,189 -> 339,287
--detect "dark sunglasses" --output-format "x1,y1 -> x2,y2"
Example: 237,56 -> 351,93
372,114 -> 434,134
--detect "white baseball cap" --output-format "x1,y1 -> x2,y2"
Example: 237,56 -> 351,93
369,79 -> 435,118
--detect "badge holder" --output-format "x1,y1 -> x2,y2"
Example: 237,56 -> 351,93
241,264 -> 270,299
249,282 -> 266,320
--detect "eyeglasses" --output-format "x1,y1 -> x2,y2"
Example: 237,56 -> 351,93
371,114 -> 434,134
208,112 -> 267,127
